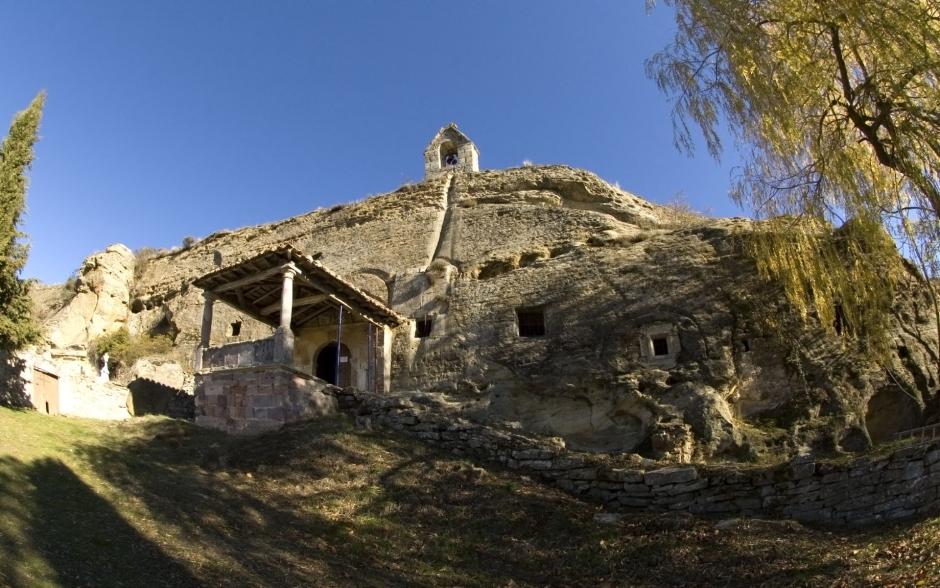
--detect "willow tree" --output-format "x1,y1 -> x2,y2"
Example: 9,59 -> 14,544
0,92 -> 45,350
647,0 -> 940,355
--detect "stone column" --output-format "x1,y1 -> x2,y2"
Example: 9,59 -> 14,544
379,325 -> 392,393
274,267 -> 297,365
193,291 -> 215,371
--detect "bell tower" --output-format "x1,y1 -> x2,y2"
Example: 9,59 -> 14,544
424,123 -> 479,178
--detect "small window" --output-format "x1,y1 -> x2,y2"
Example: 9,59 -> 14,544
741,338 -> 751,353
517,308 -> 545,337
415,317 -> 433,338
833,304 -> 847,336
651,336 -> 669,356
229,321 -> 242,337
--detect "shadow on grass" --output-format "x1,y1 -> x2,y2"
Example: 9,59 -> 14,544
70,417 -> 421,586
0,456 -> 200,588
0,353 -> 30,409
55,415 -> 870,587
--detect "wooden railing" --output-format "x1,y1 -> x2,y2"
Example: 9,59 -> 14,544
894,423 -> 940,445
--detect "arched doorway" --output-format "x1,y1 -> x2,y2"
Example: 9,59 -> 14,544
315,342 -> 351,387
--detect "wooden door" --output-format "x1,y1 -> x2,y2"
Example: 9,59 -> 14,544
32,369 -> 60,415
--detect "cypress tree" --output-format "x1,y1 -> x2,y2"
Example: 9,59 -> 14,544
0,92 -> 45,350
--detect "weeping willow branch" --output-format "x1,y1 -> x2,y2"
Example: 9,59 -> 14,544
744,215 -> 903,360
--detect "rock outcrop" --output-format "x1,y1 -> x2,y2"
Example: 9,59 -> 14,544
30,162 -> 940,459
41,244 -> 135,348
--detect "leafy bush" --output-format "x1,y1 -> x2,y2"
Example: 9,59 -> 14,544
89,327 -> 173,374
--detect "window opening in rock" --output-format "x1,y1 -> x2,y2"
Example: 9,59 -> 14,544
652,336 -> 670,356
151,315 -> 179,339
741,338 -> 751,352
517,308 -> 545,337
833,303 -> 846,336
415,317 -> 433,338
441,142 -> 458,168
229,321 -> 242,337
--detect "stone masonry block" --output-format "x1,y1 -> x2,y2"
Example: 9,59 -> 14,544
644,466 -> 698,486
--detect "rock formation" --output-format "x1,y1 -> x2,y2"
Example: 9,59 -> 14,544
31,128 -> 939,460
42,244 -> 135,348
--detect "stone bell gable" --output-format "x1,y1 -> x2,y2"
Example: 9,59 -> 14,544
424,123 -> 479,178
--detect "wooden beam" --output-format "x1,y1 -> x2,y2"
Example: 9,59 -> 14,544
211,263 -> 299,293
292,303 -> 335,326
213,293 -> 279,328
293,273 -> 391,327
246,283 -> 282,305
260,294 -> 329,316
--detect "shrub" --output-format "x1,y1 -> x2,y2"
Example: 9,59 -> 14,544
89,327 -> 173,375
660,195 -> 709,228
134,247 -> 165,281
59,269 -> 81,296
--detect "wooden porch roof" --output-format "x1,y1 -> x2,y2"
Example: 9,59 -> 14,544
192,246 -> 404,329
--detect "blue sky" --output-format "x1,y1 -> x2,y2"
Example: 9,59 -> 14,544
2,1 -> 743,284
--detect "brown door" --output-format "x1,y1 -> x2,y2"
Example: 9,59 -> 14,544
32,369 -> 60,415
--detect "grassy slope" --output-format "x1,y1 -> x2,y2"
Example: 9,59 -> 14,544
0,408 -> 938,587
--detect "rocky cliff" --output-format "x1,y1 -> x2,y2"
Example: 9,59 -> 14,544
33,164 -> 940,461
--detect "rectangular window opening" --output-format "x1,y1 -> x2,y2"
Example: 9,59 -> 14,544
517,308 -> 545,338
230,321 -> 242,337
415,317 -> 433,338
651,336 -> 670,357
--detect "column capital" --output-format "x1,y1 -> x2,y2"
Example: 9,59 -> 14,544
281,264 -> 300,279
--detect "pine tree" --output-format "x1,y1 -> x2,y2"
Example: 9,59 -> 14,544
0,92 -> 45,350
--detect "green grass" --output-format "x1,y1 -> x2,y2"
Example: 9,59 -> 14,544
0,407 -> 938,587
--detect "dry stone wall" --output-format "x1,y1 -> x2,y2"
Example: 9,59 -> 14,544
337,389 -> 940,526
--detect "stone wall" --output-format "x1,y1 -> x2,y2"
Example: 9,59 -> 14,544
195,364 -> 337,434
338,389 -> 940,526
3,348 -> 132,420
127,378 -> 195,419
202,338 -> 275,370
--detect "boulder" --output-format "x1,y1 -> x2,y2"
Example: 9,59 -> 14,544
662,382 -> 741,455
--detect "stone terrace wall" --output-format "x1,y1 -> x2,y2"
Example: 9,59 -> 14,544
336,390 -> 940,526
196,365 -> 337,435
203,338 -> 275,370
